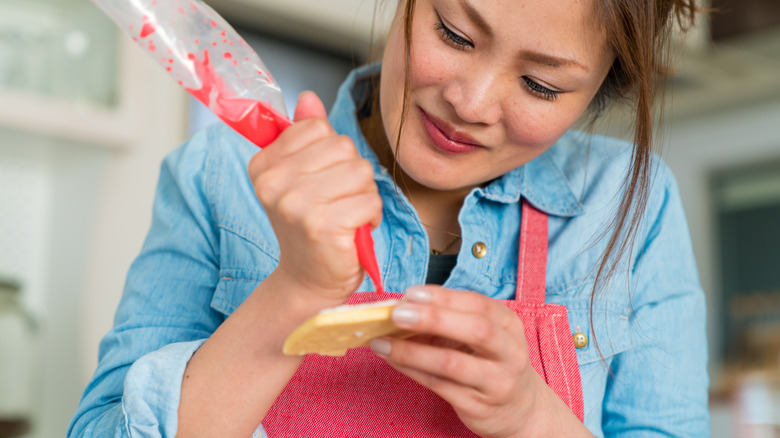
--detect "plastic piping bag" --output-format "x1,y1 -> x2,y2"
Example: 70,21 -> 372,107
94,0 -> 384,293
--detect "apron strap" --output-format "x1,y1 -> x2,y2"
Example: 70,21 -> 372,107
515,201 -> 548,304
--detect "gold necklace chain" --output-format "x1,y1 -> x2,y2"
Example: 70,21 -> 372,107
430,235 -> 461,255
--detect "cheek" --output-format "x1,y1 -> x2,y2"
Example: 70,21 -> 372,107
407,32 -> 457,89
505,101 -> 586,149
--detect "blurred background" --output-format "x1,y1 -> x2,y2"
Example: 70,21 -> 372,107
0,0 -> 778,436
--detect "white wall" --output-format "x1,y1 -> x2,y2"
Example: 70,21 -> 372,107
1,36 -> 186,436
77,43 -> 189,384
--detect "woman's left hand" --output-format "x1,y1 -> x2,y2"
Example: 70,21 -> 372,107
369,285 -> 557,438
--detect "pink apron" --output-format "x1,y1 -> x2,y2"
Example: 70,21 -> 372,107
263,201 -> 584,436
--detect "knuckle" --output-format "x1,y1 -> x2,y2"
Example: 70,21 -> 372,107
471,318 -> 494,344
422,373 -> 445,392
474,294 -> 493,314
367,193 -> 383,213
356,159 -> 376,182
300,212 -> 326,242
276,192 -> 304,222
332,135 -> 357,157
439,351 -> 463,376
306,117 -> 333,137
254,172 -> 280,204
247,152 -> 265,177
424,306 -> 443,331
457,396 -> 486,419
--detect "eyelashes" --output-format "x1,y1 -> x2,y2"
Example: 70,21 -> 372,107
434,20 -> 472,51
434,19 -> 561,102
523,77 -> 560,101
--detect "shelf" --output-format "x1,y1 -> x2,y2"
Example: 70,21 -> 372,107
0,88 -> 134,149
0,37 -> 159,150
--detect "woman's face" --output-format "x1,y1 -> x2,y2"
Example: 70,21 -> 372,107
380,0 -> 614,193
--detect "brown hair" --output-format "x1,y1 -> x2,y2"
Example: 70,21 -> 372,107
367,0 -> 699,336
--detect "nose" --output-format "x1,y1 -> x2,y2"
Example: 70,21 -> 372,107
442,71 -> 503,125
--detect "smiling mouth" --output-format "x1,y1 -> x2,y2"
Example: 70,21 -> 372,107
419,108 -> 484,154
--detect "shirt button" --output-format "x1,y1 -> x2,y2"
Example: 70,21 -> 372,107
471,242 -> 487,258
573,331 -> 588,349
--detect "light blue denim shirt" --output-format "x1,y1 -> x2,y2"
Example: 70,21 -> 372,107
69,65 -> 709,437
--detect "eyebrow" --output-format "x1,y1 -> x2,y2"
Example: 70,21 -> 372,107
460,0 -> 493,38
459,0 -> 590,73
520,50 -> 590,72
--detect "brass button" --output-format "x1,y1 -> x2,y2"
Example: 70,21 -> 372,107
573,331 -> 588,349
471,242 -> 487,258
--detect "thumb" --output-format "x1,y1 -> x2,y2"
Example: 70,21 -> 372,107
293,91 -> 327,122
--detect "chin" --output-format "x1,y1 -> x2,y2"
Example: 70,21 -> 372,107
397,160 -> 482,193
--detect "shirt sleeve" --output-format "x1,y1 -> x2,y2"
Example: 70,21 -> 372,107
68,129 -> 227,437
601,165 -> 710,436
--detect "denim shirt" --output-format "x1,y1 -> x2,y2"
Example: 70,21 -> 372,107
68,65 -> 709,437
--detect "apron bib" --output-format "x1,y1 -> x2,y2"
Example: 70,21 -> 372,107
263,201 -> 584,436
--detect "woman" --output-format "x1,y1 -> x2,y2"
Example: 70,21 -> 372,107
69,0 -> 708,436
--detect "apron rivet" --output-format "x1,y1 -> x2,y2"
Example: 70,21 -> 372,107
471,242 -> 487,258
573,331 -> 588,349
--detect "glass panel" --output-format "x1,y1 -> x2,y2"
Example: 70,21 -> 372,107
0,0 -> 118,106
713,160 -> 780,368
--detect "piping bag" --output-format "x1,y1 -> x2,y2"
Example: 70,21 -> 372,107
94,0 -> 384,293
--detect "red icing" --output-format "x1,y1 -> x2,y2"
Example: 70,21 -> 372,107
185,50 -> 384,293
140,23 -> 156,38
185,50 -> 290,147
355,225 -> 384,293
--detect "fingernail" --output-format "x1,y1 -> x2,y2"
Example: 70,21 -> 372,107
403,287 -> 431,303
370,338 -> 392,356
392,305 -> 420,326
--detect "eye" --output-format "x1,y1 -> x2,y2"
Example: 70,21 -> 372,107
522,77 -> 560,101
434,19 -> 473,51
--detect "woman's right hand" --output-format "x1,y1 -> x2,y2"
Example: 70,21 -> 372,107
247,91 -> 382,304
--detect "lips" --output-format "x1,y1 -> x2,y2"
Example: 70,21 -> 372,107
419,108 -> 483,154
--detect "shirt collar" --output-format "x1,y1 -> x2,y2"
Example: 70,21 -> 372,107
328,63 -> 388,177
329,63 -> 584,218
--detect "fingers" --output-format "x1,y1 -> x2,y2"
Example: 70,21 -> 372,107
389,286 -> 527,359
383,354 -> 489,417
276,171 -> 382,237
244,90 -> 382,296
372,335 -> 494,391
369,286 -> 532,402
253,135 -> 376,206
